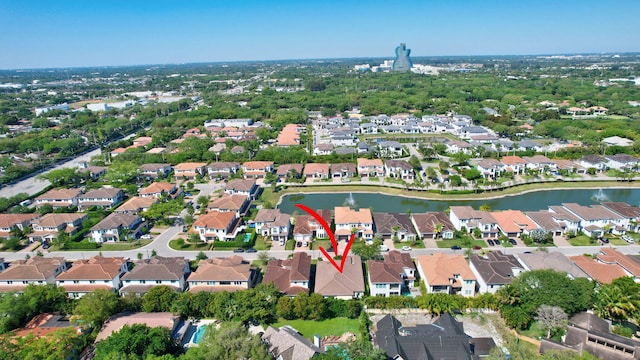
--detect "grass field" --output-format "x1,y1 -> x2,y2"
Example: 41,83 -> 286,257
272,317 -> 359,341
567,235 -> 598,246
98,240 -> 152,251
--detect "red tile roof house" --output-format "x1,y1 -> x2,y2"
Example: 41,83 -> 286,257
276,164 -> 303,181
224,178 -> 259,200
416,254 -> 477,297
0,257 -> 68,294
357,158 -> 384,177
500,156 -> 528,175
368,251 -> 416,297
113,196 -> 157,215
28,213 -> 87,243
192,210 -> 240,242
138,163 -> 173,181
242,161 -> 274,179
277,123 -> 302,146
0,214 -> 40,239
384,159 -> 415,181
262,252 -> 311,296
334,206 -> 373,241
55,256 -> 129,298
410,212 -> 455,240
174,162 -> 207,180
303,163 -> 330,180
207,161 -> 240,180
34,188 -> 83,209
490,210 -> 538,238
207,194 -> 250,218
254,209 -> 291,242
90,213 -> 146,243
569,254 -> 630,285
293,209 -> 332,242
314,255 -> 365,299
138,182 -> 179,199
576,248 -> 640,283
119,256 -> 190,295
77,188 -> 124,211
187,256 -> 257,293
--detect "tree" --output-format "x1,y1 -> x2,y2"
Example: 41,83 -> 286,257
318,340 -> 387,360
38,168 -> 87,187
535,305 -> 568,338
351,239 -> 383,260
181,321 -> 270,360
594,277 -> 640,322
142,286 -> 178,313
72,289 -> 121,328
104,161 -> 139,186
94,324 -> 179,359
408,155 -> 421,171
530,228 -> 552,244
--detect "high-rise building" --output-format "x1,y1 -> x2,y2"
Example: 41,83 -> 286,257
392,43 -> 413,72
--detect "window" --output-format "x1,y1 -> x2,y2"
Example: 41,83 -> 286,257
73,280 -> 79,284
375,284 -> 386,289
465,290 -> 472,295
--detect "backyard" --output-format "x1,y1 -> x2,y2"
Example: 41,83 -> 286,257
271,317 -> 359,341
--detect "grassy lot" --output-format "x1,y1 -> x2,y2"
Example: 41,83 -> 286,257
311,240 -> 332,251
519,320 -> 545,340
608,237 -> 629,246
168,239 -> 211,251
392,240 -> 425,249
285,239 -> 295,251
99,240 -> 152,251
272,317 -> 359,341
436,238 -> 488,249
567,235 -> 598,246
253,236 -> 271,250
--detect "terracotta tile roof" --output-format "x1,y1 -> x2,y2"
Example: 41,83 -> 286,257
114,196 -> 156,213
35,188 -> 83,201
357,158 -> 383,167
293,215 -> 312,235
187,256 -> 252,282
277,124 -> 302,146
96,312 -> 178,342
56,256 -> 127,281
139,163 -> 171,172
303,163 -> 330,176
416,254 -> 476,286
91,213 -> 140,231
193,211 -> 236,230
255,209 -> 290,227
500,156 -> 527,165
491,210 -> 538,234
78,188 -> 122,199
315,255 -> 364,297
33,213 -> 85,228
334,206 -> 372,225
570,255 -> 628,284
174,162 -> 207,171
224,179 -> 256,192
0,214 -> 39,228
276,164 -> 303,176
263,253 -> 311,295
368,251 -> 415,284
139,182 -> 175,195
596,248 -> 640,277
242,161 -> 273,170
517,252 -> 589,279
208,194 -> 248,212
0,257 -> 67,281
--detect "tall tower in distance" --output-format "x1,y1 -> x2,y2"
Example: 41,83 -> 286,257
392,43 -> 412,72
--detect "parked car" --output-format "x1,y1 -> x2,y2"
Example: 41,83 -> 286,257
246,248 -> 257,253
487,239 -> 495,246
622,235 -> 634,243
302,241 -> 308,247
296,241 -> 302,247
380,245 -> 390,252
233,248 -> 245,253
509,238 -> 518,245
451,245 -> 461,250
401,246 -> 412,251
141,234 -> 153,240
473,245 -> 481,250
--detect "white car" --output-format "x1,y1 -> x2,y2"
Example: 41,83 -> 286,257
622,235 -> 634,243
141,234 -> 153,240
379,245 -> 389,252
401,246 -> 412,251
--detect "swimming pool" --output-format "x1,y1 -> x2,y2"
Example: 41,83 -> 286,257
192,325 -> 207,344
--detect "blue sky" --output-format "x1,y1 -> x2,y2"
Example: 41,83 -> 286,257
1,0 -> 638,69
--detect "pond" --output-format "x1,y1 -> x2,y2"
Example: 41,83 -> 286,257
278,188 -> 640,214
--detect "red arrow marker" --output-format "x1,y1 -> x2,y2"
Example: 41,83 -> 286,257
295,203 -> 356,273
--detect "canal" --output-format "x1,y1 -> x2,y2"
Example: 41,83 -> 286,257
278,188 -> 640,214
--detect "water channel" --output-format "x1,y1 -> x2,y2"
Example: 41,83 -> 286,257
278,188 -> 640,214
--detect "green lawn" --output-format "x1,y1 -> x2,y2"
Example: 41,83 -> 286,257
272,317 -> 359,341
609,237 -> 629,246
567,235 -> 598,246
285,239 -> 295,251
253,236 -> 271,250
436,238 -> 487,249
311,240 -> 332,251
99,240 -> 152,251
168,239 -> 211,251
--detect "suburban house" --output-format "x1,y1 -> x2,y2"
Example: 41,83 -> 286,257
0,257 -> 68,293
367,251 -> 416,297
224,179 -> 259,200
416,254 -> 476,297
77,188 -> 124,211
578,155 -> 608,172
207,162 -> 240,179
569,252 -> 631,284
192,210 -> 239,242
560,203 -> 628,237
254,209 -> 291,242
79,165 -> 108,180
378,140 -> 403,158
113,196 -> 157,215
356,158 -> 384,177
313,143 -> 334,156
262,326 -> 323,360
0,214 -> 39,239
527,209 -> 575,236
119,256 -> 190,295
523,155 -> 557,173
241,161 -> 274,179
500,155 -> 528,174
411,212 -> 455,239
375,314 -> 495,360
372,212 -> 417,241
330,163 -> 357,178
490,210 -> 538,238
314,255 -> 365,299
187,256 -> 257,292
449,206 -> 500,238
90,213 -> 146,243
55,256 -> 129,298
276,164 -> 303,181
138,163 -> 172,180
468,251 -> 525,294
28,213 -> 87,243
303,163 -> 330,179
517,252 -> 589,279
606,154 -> 640,171
540,312 -> 640,360
262,252 -> 311,296
384,159 -> 414,180
334,206 -> 373,241
207,194 -> 250,218
602,202 -> 640,232
174,162 -> 207,180
475,158 -> 505,179
138,182 -> 179,199
292,209 -> 332,242
34,188 -> 83,209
